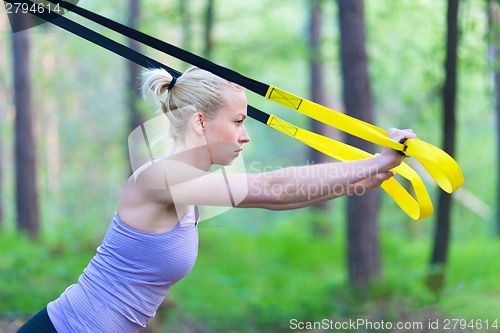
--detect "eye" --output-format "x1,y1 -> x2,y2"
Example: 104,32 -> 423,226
235,119 -> 244,126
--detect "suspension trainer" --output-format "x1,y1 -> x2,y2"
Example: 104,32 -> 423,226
6,0 -> 465,219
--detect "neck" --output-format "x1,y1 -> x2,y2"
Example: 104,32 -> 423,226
171,143 -> 212,171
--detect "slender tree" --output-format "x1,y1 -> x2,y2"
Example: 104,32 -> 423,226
127,0 -> 144,174
309,0 -> 327,170
308,0 -> 331,236
12,14 -> 39,239
488,0 -> 500,236
179,0 -> 192,50
429,0 -> 460,290
203,0 -> 215,58
0,13 -> 5,226
337,0 -> 381,292
0,85 -> 4,227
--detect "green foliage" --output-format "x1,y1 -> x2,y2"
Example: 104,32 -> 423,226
2,212 -> 499,331
0,229 -> 94,313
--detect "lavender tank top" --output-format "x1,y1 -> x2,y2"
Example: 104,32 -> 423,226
47,206 -> 199,333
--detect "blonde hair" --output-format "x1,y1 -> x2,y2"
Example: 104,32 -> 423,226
141,67 -> 243,140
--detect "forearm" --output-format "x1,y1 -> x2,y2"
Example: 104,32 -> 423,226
243,188 -> 347,211
256,154 -> 395,205
242,172 -> 383,210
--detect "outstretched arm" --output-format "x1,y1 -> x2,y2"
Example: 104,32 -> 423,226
236,152 -> 396,209
134,128 -> 415,209
236,170 -> 394,210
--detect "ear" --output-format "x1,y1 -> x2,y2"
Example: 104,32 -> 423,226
191,112 -> 205,136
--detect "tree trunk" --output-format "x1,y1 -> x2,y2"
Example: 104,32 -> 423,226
0,13 -> 5,226
309,0 -> 327,176
127,0 -> 144,174
308,0 -> 331,236
179,0 -> 192,50
488,0 -> 500,236
0,76 -> 7,228
12,16 -> 39,239
428,0 -> 460,292
337,0 -> 381,292
203,0 -> 215,57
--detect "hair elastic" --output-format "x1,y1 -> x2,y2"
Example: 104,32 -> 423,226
167,76 -> 177,90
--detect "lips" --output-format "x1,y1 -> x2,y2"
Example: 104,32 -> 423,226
233,148 -> 243,157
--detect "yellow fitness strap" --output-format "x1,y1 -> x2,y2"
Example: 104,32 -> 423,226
265,86 -> 464,195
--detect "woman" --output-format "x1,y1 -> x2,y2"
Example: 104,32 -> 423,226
18,67 -> 415,333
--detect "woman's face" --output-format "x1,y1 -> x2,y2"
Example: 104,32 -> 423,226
202,88 -> 251,165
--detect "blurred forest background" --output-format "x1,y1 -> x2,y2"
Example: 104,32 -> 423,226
1,0 -> 500,332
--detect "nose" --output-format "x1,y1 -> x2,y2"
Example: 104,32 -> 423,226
239,125 -> 250,144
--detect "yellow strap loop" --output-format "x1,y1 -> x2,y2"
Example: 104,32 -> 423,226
267,115 -> 433,220
404,139 -> 464,193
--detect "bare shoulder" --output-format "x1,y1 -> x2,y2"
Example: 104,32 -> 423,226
116,176 -> 181,233
133,159 -> 209,190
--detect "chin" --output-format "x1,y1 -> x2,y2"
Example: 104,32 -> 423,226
213,156 -> 236,166
220,159 -> 235,166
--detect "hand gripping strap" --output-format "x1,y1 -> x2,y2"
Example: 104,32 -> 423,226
266,115 -> 433,220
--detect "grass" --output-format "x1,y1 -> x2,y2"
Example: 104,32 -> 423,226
0,230 -> 94,313
1,207 -> 499,332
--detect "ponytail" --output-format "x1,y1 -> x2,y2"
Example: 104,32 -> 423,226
140,66 -> 243,140
140,68 -> 175,113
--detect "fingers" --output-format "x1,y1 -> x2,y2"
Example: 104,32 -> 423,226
350,170 -> 394,195
359,171 -> 394,190
387,128 -> 417,142
375,171 -> 394,182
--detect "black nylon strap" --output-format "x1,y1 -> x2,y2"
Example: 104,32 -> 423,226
44,0 -> 270,97
247,106 -> 270,124
4,0 -> 179,77
4,0 -> 270,124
